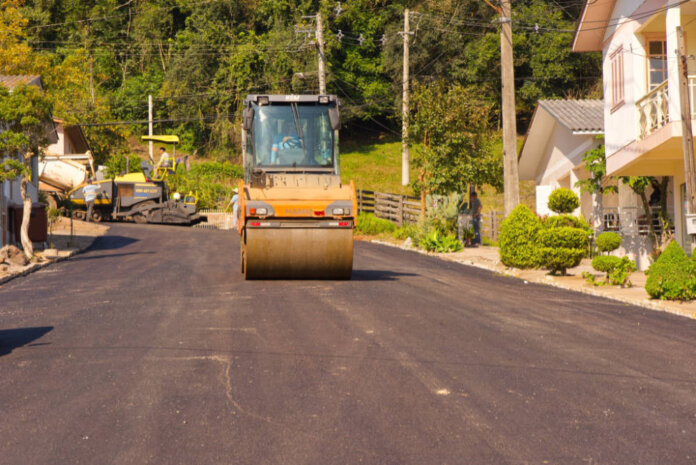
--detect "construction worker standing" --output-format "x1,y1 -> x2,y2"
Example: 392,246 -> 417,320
83,179 -> 99,222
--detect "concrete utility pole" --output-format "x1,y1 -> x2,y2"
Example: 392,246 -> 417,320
499,0 -> 520,216
316,12 -> 326,95
401,9 -> 410,187
677,26 -> 696,215
148,94 -> 154,164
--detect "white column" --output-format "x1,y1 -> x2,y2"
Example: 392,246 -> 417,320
667,0 -> 682,122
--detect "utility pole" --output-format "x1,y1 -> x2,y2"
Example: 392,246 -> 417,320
499,0 -> 520,216
316,12 -> 326,95
148,94 -> 154,164
401,9 -> 411,187
677,26 -> 696,216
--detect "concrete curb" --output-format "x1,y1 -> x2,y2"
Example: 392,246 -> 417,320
0,240 -> 97,287
368,239 -> 696,320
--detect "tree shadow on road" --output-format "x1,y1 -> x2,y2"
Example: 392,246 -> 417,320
0,326 -> 53,357
87,235 -> 139,251
351,269 -> 418,281
71,251 -> 155,262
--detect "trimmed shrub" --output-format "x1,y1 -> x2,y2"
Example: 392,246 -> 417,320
592,255 -> 622,273
538,226 -> 589,274
596,231 -> 622,253
498,205 -> 543,268
645,241 -> 696,300
591,255 -> 636,286
537,227 -> 589,249
548,188 -> 580,214
544,214 -> 592,232
355,212 -> 396,235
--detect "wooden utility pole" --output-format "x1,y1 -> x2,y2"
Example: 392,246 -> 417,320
316,12 -> 326,95
499,0 -> 520,216
148,94 -> 154,164
401,9 -> 410,187
677,26 -> 696,215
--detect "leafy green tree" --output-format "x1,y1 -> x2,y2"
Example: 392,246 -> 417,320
0,84 -> 53,258
410,81 -> 501,200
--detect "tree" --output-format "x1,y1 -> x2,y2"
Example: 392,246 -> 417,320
0,84 -> 53,259
410,81 -> 501,209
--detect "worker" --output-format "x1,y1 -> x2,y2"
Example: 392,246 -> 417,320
158,146 -> 174,174
470,191 -> 482,246
230,187 -> 239,227
271,122 -> 301,164
83,178 -> 99,222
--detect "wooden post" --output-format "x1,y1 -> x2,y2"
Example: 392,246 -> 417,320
499,0 -> 520,216
398,195 -> 404,226
677,26 -> 696,215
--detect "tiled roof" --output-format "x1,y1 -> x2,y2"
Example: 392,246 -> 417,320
0,75 -> 42,90
538,99 -> 603,133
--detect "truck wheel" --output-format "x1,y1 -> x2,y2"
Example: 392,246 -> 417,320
90,210 -> 103,223
72,210 -> 86,221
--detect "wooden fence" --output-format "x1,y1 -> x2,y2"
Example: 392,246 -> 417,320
357,189 -> 503,241
357,190 -> 421,226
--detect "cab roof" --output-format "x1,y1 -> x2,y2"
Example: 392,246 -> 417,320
244,94 -> 339,105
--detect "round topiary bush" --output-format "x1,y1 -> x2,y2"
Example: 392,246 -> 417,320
591,255 -> 622,273
645,241 -> 696,300
498,205 -> 543,269
544,214 -> 592,232
595,231 -> 622,253
538,226 -> 589,274
547,188 -> 580,214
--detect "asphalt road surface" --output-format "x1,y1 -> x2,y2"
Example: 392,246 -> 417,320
1,223 -> 696,464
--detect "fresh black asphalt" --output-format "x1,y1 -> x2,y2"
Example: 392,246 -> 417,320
1,223 -> 695,464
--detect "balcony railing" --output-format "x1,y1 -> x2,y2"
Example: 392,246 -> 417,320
637,81 -> 669,139
636,77 -> 696,140
602,206 -> 674,236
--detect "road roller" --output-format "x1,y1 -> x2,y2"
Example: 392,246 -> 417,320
238,94 -> 356,280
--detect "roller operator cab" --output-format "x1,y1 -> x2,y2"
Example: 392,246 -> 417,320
238,94 -> 356,280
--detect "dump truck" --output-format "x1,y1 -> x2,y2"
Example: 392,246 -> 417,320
68,136 -> 203,225
38,151 -> 95,209
238,94 -> 356,280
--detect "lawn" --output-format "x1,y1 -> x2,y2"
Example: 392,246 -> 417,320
339,136 -> 536,215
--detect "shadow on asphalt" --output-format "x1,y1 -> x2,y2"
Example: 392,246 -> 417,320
72,251 -> 155,261
351,269 -> 418,281
0,326 -> 53,357
87,235 -> 139,251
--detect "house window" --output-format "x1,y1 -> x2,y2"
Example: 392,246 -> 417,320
611,47 -> 625,109
647,39 -> 667,90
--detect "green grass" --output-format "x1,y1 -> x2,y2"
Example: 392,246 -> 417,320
340,135 -> 536,214
339,139 -> 418,196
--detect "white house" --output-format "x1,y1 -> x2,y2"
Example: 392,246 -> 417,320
573,0 -> 694,256
0,75 -> 51,247
519,99 -> 606,221
519,98 -> 662,269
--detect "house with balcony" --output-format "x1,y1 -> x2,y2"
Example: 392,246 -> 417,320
574,0 -> 694,259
